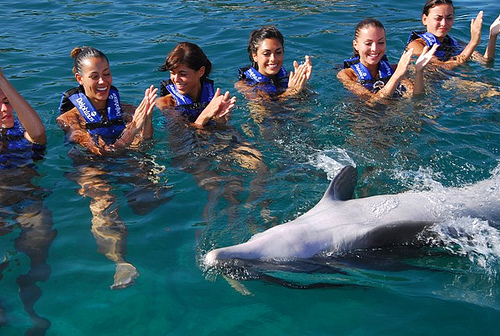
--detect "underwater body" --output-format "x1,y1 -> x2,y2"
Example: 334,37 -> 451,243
1,0 -> 500,335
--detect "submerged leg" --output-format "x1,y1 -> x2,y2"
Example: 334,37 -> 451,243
15,205 -> 56,335
78,166 -> 139,289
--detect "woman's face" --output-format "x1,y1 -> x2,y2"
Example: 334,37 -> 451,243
422,4 -> 454,41
169,64 -> 205,100
252,38 -> 284,77
0,89 -> 15,129
75,56 -> 112,109
353,26 -> 386,69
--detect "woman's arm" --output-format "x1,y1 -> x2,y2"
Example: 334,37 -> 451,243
413,44 -> 438,95
337,68 -> 376,99
284,55 -> 313,96
194,88 -> 236,127
338,49 -> 414,103
0,68 -> 46,145
113,85 -> 157,148
484,15 -> 500,61
409,11 -> 484,69
56,109 -> 103,155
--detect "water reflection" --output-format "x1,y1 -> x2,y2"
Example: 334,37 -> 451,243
160,111 -> 270,251
0,166 -> 56,336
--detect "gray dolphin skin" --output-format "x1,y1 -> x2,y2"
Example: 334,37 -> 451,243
205,165 -> 500,266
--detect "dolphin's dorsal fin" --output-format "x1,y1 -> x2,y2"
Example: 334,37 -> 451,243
323,165 -> 358,201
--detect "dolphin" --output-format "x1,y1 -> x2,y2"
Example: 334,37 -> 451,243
205,165 -> 500,266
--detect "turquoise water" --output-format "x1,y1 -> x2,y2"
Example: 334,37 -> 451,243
1,0 -> 500,335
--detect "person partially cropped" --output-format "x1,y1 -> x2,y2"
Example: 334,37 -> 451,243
1,67 -> 56,333
1,68 -> 46,166
406,0 -> 500,69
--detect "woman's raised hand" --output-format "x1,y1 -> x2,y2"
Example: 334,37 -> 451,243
470,11 -> 484,46
490,14 -> 500,37
133,85 -> 158,128
394,48 -> 414,78
415,44 -> 438,72
288,55 -> 312,94
195,88 -> 236,126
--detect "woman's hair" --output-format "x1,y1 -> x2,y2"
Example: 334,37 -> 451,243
247,25 -> 284,68
422,0 -> 454,15
158,42 -> 212,80
353,18 -> 385,57
71,46 -> 109,75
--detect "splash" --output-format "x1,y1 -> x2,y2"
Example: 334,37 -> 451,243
426,217 -> 500,275
397,164 -> 500,275
313,147 -> 356,180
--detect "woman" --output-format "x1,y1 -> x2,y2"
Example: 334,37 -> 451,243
406,0 -> 500,68
337,18 -> 437,102
1,68 -> 56,333
156,42 -> 236,127
156,42 -> 270,230
1,68 -> 46,164
236,25 -> 313,98
57,46 -> 157,155
57,46 -> 159,289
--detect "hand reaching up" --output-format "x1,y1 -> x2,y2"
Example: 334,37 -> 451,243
415,44 -> 438,72
470,11 -> 484,46
132,85 -> 158,129
287,55 -> 312,94
490,14 -> 500,37
195,88 -> 236,126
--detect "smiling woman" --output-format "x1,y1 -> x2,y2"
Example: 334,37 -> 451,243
156,42 -> 236,127
236,25 -> 313,99
337,18 -> 437,104
57,46 -> 157,156
55,46 -> 161,289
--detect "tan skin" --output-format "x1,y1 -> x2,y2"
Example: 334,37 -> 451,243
0,67 -> 46,145
56,56 -> 158,289
407,5 -> 500,69
337,25 -> 437,103
235,38 -> 313,99
155,64 -> 236,127
56,56 -> 157,155
0,68 -> 55,331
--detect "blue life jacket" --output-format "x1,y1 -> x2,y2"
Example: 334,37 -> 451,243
160,79 -> 215,122
59,85 -> 126,144
238,66 -> 289,95
343,55 -> 406,96
407,31 -> 462,61
0,119 -> 45,169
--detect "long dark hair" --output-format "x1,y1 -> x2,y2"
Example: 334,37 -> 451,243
247,25 -> 284,69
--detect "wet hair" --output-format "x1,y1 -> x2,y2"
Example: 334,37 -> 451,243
353,18 -> 385,57
247,25 -> 284,69
71,46 -> 109,75
422,0 -> 454,16
158,42 -> 212,80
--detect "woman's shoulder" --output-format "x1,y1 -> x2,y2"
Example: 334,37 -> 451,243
155,94 -> 175,110
56,106 -> 82,127
337,67 -> 357,81
407,37 -> 427,53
